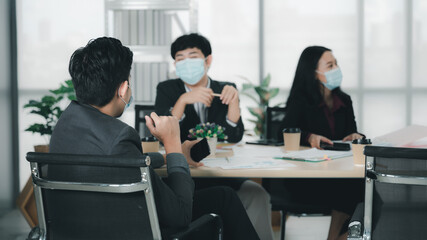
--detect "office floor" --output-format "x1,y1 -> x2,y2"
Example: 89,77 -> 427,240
0,208 -> 331,240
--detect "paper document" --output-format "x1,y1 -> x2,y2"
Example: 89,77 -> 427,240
201,144 -> 296,169
276,148 -> 352,162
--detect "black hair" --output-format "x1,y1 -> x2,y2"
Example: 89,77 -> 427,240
68,37 -> 133,107
286,46 -> 344,106
170,33 -> 212,59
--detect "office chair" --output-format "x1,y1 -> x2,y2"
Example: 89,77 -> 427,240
348,146 -> 427,240
247,107 -> 286,145
135,105 -> 155,138
26,152 -> 222,240
265,106 -> 286,142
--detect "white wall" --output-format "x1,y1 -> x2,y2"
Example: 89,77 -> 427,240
0,0 -> 14,210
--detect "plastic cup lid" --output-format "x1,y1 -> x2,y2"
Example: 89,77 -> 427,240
141,136 -> 158,142
282,128 -> 301,133
352,138 -> 372,144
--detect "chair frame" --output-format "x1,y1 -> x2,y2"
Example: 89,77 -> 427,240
29,154 -> 162,240
348,146 -> 427,240
265,106 -> 286,141
135,104 -> 155,138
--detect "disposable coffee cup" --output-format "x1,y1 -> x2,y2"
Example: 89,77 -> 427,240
283,128 -> 301,151
141,136 -> 159,153
352,138 -> 372,165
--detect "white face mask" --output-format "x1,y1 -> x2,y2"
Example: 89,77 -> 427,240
175,58 -> 206,85
317,67 -> 343,90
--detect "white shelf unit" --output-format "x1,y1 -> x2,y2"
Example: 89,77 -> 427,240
105,0 -> 198,104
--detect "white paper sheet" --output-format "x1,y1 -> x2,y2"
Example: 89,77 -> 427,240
201,145 -> 296,169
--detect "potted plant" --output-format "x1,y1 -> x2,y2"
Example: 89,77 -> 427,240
240,74 -> 280,139
18,79 -> 76,228
23,79 -> 76,152
188,122 -> 228,155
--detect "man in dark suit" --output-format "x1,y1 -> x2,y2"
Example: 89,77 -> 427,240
155,33 -> 274,240
49,37 -> 259,240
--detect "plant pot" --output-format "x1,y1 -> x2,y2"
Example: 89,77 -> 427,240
34,144 -> 49,153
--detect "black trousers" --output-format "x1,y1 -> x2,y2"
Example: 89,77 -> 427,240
193,186 -> 260,240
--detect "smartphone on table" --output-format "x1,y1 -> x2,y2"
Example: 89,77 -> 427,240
190,138 -> 211,162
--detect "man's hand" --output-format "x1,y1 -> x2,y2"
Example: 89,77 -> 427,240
182,140 -> 204,167
343,133 -> 363,142
220,85 -> 239,106
308,133 -> 333,149
145,112 -> 182,154
220,85 -> 240,123
180,87 -> 214,107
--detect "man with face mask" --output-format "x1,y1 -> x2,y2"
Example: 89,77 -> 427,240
49,37 -> 259,240
155,33 -> 274,240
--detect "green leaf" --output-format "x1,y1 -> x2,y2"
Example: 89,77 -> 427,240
268,88 -> 280,100
248,107 -> 264,120
261,73 -> 271,88
254,87 -> 269,103
241,83 -> 254,91
241,92 -> 260,105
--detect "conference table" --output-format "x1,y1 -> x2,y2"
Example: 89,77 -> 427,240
155,141 -> 364,179
155,125 -> 427,179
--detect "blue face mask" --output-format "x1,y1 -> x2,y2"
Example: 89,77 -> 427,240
119,86 -> 133,111
318,67 -> 343,90
175,58 -> 206,85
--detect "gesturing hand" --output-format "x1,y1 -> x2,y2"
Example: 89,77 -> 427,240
145,112 -> 181,154
220,85 -> 239,106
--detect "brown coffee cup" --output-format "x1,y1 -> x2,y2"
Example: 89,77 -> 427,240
141,136 -> 159,153
352,138 -> 372,165
283,128 -> 301,151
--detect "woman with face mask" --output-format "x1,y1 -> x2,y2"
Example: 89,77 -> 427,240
276,46 -> 364,240
281,46 -> 364,148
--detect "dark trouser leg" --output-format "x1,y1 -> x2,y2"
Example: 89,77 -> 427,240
192,186 -> 260,240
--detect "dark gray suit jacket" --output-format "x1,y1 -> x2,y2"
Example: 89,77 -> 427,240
49,101 -> 195,228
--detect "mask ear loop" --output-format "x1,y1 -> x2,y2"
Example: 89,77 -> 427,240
118,81 -> 130,105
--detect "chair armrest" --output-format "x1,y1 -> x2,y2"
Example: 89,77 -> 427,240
169,214 -> 223,240
26,152 -> 149,168
364,146 -> 427,160
348,202 -> 364,240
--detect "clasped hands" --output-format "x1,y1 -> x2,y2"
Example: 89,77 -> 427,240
180,85 -> 239,107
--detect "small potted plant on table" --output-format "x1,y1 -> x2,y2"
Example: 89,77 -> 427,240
188,122 -> 228,156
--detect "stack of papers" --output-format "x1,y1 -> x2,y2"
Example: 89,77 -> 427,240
276,148 -> 353,162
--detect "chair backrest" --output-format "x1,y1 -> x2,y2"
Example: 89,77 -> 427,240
135,105 -> 155,138
26,152 -> 161,240
363,146 -> 427,240
266,107 -> 286,141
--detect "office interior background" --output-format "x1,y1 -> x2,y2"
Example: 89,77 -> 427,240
1,0 -> 427,213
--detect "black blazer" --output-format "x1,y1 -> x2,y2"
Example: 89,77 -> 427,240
49,101 -> 194,228
155,78 -> 244,143
280,92 -> 359,145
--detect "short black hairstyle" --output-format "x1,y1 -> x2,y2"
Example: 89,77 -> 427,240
170,33 -> 212,59
68,37 -> 133,107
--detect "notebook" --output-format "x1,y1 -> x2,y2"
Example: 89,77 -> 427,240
275,148 -> 353,162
